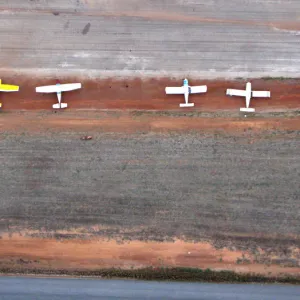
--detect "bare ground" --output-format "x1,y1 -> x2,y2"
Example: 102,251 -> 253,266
0,235 -> 299,277
0,76 -> 299,111
0,110 -> 300,135
0,112 -> 299,277
0,0 -> 300,281
0,76 -> 299,278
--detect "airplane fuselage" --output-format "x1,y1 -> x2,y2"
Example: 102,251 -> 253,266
245,82 -> 252,108
56,83 -> 62,108
183,78 -> 191,103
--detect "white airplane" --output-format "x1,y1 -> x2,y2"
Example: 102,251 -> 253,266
226,82 -> 270,112
36,82 -> 82,109
165,78 -> 207,107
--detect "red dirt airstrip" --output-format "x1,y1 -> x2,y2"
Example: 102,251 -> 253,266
0,76 -> 299,111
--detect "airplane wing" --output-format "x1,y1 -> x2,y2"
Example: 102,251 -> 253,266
226,89 -> 247,97
252,91 -> 270,98
0,84 -> 19,92
36,85 -> 61,93
58,83 -> 82,92
165,87 -> 185,94
36,83 -> 82,93
190,85 -> 207,94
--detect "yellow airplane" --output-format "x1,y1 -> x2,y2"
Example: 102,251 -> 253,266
0,79 -> 19,108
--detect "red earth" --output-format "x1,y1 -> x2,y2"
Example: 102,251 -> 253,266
0,76 -> 299,111
1,235 -> 299,277
1,111 -> 300,135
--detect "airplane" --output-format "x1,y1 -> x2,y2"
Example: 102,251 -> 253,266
165,78 -> 207,107
36,81 -> 82,109
226,82 -> 270,112
0,79 -> 19,108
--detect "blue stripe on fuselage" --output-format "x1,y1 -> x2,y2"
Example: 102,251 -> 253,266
183,79 -> 190,93
56,83 -> 61,94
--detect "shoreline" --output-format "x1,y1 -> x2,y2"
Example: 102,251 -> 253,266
0,267 -> 299,285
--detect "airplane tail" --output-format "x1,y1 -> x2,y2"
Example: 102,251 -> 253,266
240,107 -> 255,112
53,103 -> 68,109
180,103 -> 194,108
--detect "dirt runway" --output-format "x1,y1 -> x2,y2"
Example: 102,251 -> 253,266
0,76 -> 299,111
